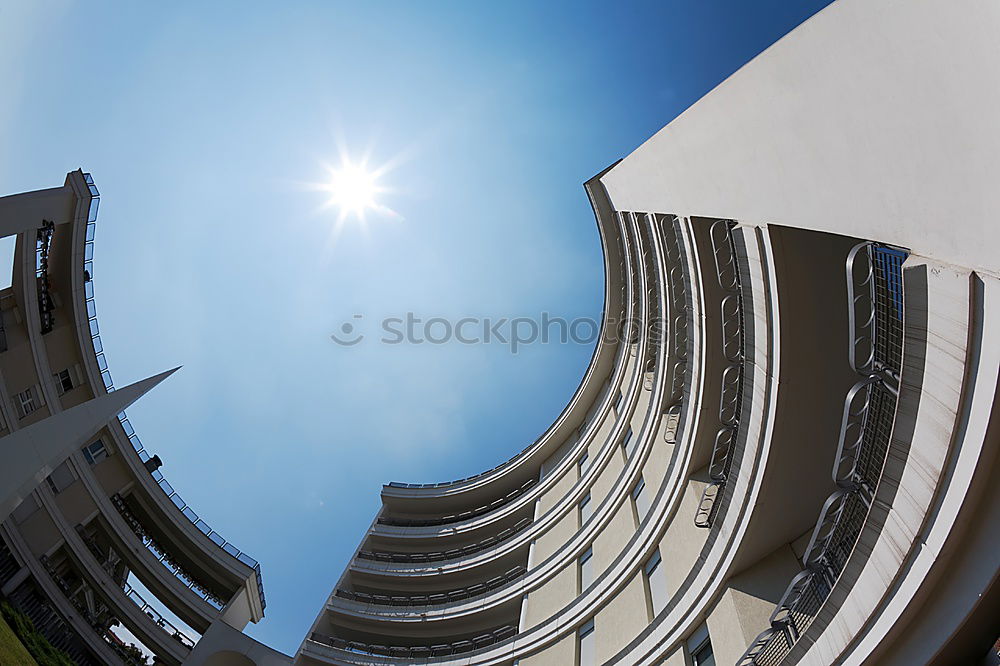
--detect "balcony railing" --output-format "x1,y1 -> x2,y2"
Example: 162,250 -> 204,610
78,173 -> 265,612
358,517 -> 532,564
334,566 -> 525,607
110,494 -> 225,609
309,624 -> 517,659
122,580 -> 196,649
658,214 -> 690,444
36,219 -> 56,334
377,479 -> 535,527
695,220 -> 745,528
738,243 -> 907,666
40,553 -> 195,651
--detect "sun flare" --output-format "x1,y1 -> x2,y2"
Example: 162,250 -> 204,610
327,161 -> 380,217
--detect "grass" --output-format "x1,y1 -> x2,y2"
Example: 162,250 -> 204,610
1,602 -> 73,666
0,609 -> 37,665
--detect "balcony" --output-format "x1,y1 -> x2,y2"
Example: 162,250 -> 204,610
110,493 -> 226,609
334,566 -> 525,608
694,219 -> 745,528
308,624 -> 516,660
738,242 -> 906,666
72,172 -> 265,616
357,518 -> 531,565
377,479 -> 536,527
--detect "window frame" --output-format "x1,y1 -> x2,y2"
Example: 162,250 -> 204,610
82,439 -> 108,465
579,491 -> 593,526
15,388 -> 36,417
55,368 -> 74,395
579,545 -> 594,592
577,618 -> 595,666
622,427 -> 636,457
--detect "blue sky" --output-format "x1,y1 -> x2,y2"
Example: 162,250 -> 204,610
1,0 -> 832,655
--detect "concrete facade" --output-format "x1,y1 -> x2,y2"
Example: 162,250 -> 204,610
0,171 -> 280,666
2,1 -> 998,665
298,1 -> 999,665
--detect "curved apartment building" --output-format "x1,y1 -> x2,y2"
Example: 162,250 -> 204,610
297,1 -> 1000,665
2,1 -> 999,665
0,171 -> 272,665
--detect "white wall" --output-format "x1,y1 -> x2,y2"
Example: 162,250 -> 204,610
602,0 -> 1000,277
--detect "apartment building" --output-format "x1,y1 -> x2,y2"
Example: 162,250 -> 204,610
2,1 -> 998,665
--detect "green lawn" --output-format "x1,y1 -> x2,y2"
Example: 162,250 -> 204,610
0,611 -> 37,665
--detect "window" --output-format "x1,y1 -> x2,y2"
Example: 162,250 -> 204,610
82,439 -> 108,465
54,369 -> 74,395
632,476 -> 650,523
579,491 -> 593,525
577,619 -> 595,666
577,450 -> 589,476
614,391 -> 624,413
14,388 -> 37,418
692,638 -> 715,666
623,427 -> 636,457
45,462 -> 75,494
579,546 -> 594,591
687,624 -> 715,666
644,548 -> 667,616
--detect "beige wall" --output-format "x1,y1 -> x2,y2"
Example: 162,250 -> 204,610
656,479 -> 708,599
594,501 -> 635,578
596,571 -> 649,662
519,631 -> 576,666
591,446 -> 626,514
706,544 -> 801,664
523,560 -> 576,630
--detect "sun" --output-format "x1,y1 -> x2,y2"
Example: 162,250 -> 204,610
305,149 -> 400,235
327,161 -> 380,218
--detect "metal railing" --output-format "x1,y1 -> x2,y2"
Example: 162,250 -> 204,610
78,173 -> 265,612
40,553 -> 195,652
36,219 -> 56,334
110,494 -> 226,609
358,518 -> 531,564
377,479 -> 536,527
738,243 -> 906,666
121,580 -> 196,649
657,214 -> 690,444
695,220 -> 745,528
335,566 -> 525,608
309,624 -> 517,659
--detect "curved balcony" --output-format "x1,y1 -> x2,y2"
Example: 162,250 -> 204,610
110,493 -> 226,609
308,624 -> 516,660
591,217 -> 775,666
376,479 -> 536,527
335,566 -> 526,608
365,210 -> 649,560
66,171 -> 266,616
357,517 -> 532,564
352,224 -> 652,588
694,219 -> 745,528
324,210 -> 673,633
738,242 -> 907,666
